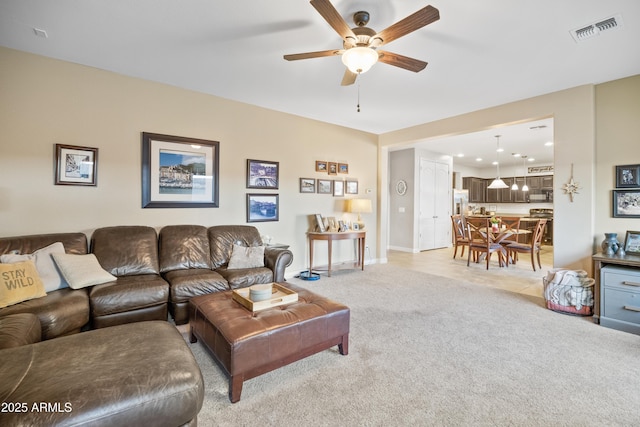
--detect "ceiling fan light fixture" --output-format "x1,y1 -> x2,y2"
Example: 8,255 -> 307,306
342,46 -> 378,74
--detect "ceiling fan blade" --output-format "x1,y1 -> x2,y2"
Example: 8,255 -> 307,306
377,51 -> 428,72
310,0 -> 357,43
284,49 -> 342,61
341,69 -> 358,86
372,5 -> 439,47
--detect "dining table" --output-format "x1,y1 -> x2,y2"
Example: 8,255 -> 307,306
477,227 -> 532,265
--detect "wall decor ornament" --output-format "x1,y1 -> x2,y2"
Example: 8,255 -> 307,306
396,179 -> 407,195
55,144 -> 98,186
561,163 -> 580,202
141,133 -> 219,208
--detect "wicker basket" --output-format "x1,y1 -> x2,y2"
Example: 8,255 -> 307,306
543,277 -> 594,316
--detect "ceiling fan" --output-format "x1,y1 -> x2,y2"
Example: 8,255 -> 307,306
284,0 -> 440,86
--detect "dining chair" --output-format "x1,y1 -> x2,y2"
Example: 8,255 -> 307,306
499,216 -> 522,244
507,219 -> 547,271
451,215 -> 470,259
466,217 -> 508,269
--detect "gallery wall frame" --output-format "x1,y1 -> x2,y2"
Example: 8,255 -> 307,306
54,144 -> 98,186
333,180 -> 344,197
317,179 -> 332,194
247,159 -> 279,189
616,164 -> 640,188
612,190 -> 640,218
246,193 -> 279,222
300,178 -> 316,193
345,179 -> 358,194
141,132 -> 219,208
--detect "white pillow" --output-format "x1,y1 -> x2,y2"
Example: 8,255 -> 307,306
227,245 -> 265,270
51,253 -> 117,289
0,242 -> 69,292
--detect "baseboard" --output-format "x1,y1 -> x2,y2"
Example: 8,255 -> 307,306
387,245 -> 420,253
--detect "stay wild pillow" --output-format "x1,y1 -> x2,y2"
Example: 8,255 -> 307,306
0,260 -> 47,308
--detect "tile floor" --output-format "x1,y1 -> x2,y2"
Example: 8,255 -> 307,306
387,244 -> 554,298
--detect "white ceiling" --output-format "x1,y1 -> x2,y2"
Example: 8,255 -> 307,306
1,1 -> 639,165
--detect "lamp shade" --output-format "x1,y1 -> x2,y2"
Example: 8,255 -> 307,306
487,178 -> 508,189
342,47 -> 379,74
347,198 -> 372,214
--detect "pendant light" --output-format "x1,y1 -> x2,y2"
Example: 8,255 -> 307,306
511,153 -> 519,190
521,155 -> 529,192
487,135 -> 508,189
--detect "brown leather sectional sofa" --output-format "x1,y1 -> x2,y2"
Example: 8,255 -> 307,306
0,224 -> 293,335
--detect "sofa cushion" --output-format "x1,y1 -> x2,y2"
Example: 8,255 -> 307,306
159,225 -> 212,273
0,242 -> 69,292
216,266 -> 273,289
0,287 -> 90,340
52,253 -> 117,289
90,226 -> 160,276
89,274 -> 169,318
0,313 -> 41,349
164,268 -> 229,303
0,261 -> 47,308
227,244 -> 265,269
0,232 -> 88,258
208,225 -> 264,269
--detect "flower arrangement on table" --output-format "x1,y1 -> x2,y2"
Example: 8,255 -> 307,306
490,216 -> 500,232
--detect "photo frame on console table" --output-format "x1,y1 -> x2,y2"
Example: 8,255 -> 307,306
616,164 -> 640,188
612,190 -> 640,218
54,144 -> 98,186
624,231 -> 640,255
141,132 -> 219,208
246,194 -> 279,223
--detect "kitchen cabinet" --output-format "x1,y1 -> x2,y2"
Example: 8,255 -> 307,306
462,175 -> 553,204
462,177 -> 486,203
485,177 -> 514,203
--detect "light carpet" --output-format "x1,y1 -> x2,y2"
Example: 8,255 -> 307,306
187,264 -> 640,426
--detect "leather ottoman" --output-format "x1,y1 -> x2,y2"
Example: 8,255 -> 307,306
0,321 -> 204,427
189,283 -> 350,402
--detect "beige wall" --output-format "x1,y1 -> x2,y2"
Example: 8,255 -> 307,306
0,47 -> 378,275
595,75 -> 640,246
380,85 -> 597,272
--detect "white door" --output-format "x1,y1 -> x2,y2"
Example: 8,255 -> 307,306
419,159 -> 451,250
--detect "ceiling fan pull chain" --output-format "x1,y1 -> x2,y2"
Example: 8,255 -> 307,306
357,80 -> 361,112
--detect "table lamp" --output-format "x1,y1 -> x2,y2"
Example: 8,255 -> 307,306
347,198 -> 372,229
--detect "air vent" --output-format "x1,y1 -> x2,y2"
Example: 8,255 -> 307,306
570,14 -> 623,42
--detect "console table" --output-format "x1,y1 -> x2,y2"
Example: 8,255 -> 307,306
308,231 -> 366,277
592,252 -> 640,328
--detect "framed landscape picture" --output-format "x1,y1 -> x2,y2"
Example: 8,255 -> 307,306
300,178 -> 315,193
317,179 -> 332,194
616,164 -> 640,188
55,144 -> 98,186
246,194 -> 279,222
613,190 -> 640,218
141,132 -> 219,208
247,159 -> 279,189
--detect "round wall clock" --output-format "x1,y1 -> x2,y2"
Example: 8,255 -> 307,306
396,180 -> 407,195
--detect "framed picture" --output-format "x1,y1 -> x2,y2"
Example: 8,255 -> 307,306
624,231 -> 640,255
613,190 -> 640,218
246,194 -> 279,222
338,163 -> 349,174
300,178 -> 316,193
54,144 -> 98,186
317,179 -> 332,194
328,162 -> 338,175
315,214 -> 326,232
247,159 -> 279,189
346,179 -> 358,194
315,161 -> 328,172
333,180 -> 344,197
616,164 -> 640,188
141,132 -> 219,208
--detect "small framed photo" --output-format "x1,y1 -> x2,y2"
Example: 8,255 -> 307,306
300,178 -> 316,193
624,231 -> 640,255
333,180 -> 344,197
328,162 -> 338,175
315,161 -> 328,172
338,163 -> 349,174
247,159 -> 279,189
346,179 -> 358,194
616,164 -> 640,188
352,222 -> 360,231
55,144 -> 98,186
315,214 -> 326,232
613,190 -> 640,218
317,179 -> 332,194
246,194 -> 279,222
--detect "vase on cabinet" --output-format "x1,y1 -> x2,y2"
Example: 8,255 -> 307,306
601,233 -> 620,256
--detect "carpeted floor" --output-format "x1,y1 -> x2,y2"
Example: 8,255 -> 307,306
186,264 -> 640,426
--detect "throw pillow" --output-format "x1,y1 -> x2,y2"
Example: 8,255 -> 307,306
227,245 -> 265,270
0,242 -> 69,292
51,253 -> 117,289
0,260 -> 47,308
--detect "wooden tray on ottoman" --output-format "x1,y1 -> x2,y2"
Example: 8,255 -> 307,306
232,283 -> 298,312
